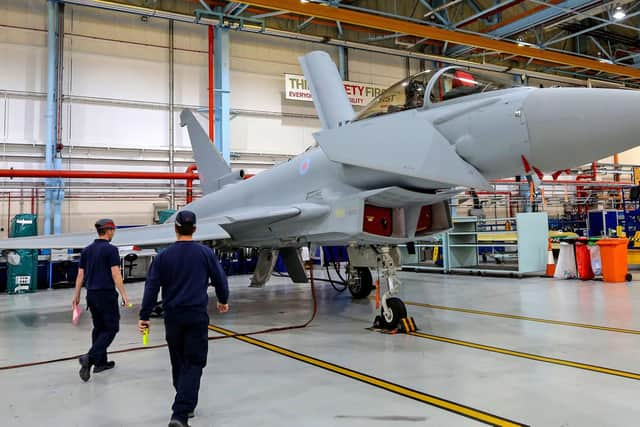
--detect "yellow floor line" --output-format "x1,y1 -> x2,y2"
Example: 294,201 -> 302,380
405,301 -> 640,335
208,324 -> 528,427
409,331 -> 640,381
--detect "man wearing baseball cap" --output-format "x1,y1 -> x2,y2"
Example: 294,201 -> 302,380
139,210 -> 229,427
73,218 -> 130,382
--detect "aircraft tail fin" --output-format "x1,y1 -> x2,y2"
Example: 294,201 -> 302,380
299,51 -> 354,130
180,109 -> 231,195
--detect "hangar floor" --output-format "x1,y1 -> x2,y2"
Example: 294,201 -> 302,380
2,271 -> 640,427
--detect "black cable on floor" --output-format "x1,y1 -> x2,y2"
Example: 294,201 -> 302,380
0,265 -> 319,371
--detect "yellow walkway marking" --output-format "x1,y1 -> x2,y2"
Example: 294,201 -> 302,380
405,301 -> 640,335
409,331 -> 640,381
208,324 -> 527,427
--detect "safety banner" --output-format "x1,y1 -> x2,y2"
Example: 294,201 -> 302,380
284,74 -> 385,106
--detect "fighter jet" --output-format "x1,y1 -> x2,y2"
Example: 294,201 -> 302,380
2,51 -> 640,329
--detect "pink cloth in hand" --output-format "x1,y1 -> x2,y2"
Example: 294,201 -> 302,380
72,304 -> 84,326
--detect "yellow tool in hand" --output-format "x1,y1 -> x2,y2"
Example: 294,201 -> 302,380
142,327 -> 149,346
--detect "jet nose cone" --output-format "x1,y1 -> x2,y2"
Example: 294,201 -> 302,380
524,88 -> 640,171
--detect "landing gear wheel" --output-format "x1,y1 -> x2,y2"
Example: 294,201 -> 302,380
380,297 -> 407,330
626,273 -> 633,282
348,267 -> 373,299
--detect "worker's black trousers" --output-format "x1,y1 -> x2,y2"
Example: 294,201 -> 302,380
164,309 -> 209,422
86,290 -> 120,366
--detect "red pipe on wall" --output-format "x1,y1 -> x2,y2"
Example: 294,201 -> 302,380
0,169 -> 198,180
208,25 -> 215,143
185,164 -> 198,204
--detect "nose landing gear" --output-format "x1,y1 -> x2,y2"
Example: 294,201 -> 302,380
347,245 -> 411,331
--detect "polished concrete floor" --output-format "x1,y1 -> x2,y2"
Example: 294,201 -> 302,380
2,271 -> 640,426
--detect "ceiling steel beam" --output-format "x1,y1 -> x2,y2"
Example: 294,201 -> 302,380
423,0 -> 464,19
418,0 -> 449,26
455,0 -> 526,28
233,0 -> 640,78
543,10 -> 640,47
527,0 -> 640,33
545,0 -> 638,30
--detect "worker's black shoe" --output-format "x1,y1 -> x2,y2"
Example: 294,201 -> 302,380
93,361 -> 115,373
78,355 -> 91,382
168,419 -> 189,427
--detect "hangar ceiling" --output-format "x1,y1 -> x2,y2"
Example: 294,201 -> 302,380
63,0 -> 640,86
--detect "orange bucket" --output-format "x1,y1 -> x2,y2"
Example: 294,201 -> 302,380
596,238 -> 629,283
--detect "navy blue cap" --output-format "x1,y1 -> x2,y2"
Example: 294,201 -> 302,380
95,218 -> 116,230
175,210 -> 196,227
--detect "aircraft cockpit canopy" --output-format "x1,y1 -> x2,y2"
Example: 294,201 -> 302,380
353,67 -> 515,122
353,71 -> 432,121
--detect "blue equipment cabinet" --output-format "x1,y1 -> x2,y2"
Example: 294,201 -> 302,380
587,210 -> 620,237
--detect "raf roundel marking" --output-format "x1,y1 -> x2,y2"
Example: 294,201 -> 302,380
299,158 -> 311,176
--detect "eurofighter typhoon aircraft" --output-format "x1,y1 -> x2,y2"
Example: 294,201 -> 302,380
2,51 -> 640,328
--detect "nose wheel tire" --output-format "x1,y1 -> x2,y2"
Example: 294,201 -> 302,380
348,267 -> 373,299
381,297 -> 407,329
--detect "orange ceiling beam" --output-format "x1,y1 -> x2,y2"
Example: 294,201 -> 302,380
233,0 -> 640,79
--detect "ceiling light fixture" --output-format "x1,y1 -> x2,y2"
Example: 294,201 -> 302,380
613,6 -> 626,20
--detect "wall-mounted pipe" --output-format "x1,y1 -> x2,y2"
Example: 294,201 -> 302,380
208,25 -> 215,142
169,19 -> 176,209
0,169 -> 199,180
53,10 -> 65,236
45,0 -> 59,236
214,26 -> 230,162
185,164 -> 198,204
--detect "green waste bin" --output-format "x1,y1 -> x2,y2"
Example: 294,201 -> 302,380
158,209 -> 176,224
7,249 -> 38,294
7,214 -> 38,293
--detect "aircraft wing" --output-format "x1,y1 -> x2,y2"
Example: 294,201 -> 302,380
214,206 -> 302,225
0,204 -> 329,250
0,221 -> 230,250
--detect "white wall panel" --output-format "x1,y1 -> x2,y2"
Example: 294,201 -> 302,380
68,5 -> 168,47
231,115 -> 319,155
174,21 -> 208,52
0,29 -> 47,92
6,97 -> 46,144
174,50 -> 207,107
1,0 -> 47,29
231,31 -> 335,72
349,49 -> 406,87
69,37 -> 169,102
67,103 -> 168,149
0,95 -> 6,141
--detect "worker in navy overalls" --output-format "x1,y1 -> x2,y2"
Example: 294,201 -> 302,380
139,210 -> 229,427
73,218 -> 130,382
